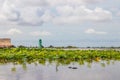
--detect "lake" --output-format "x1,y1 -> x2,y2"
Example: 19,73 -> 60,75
0,60 -> 120,80
13,40 -> 120,47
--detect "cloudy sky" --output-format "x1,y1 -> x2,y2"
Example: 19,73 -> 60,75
0,0 -> 120,47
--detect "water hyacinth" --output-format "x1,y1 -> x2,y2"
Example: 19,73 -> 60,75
0,48 -> 120,64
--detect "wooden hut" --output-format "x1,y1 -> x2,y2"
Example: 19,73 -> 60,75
0,38 -> 13,48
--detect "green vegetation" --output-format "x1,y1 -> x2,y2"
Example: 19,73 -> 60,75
0,48 -> 120,64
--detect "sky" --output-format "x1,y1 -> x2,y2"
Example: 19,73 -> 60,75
0,0 -> 120,47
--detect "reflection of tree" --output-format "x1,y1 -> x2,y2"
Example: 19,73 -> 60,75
106,60 -> 110,65
55,59 -> 71,65
22,63 -> 27,71
112,61 -> 115,65
79,60 -> 84,65
87,63 -> 91,68
34,62 -> 38,66
56,63 -> 59,72
39,59 -> 46,65
101,62 -> 106,67
11,63 -> 16,72
11,67 -> 16,72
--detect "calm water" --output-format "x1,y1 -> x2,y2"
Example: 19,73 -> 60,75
0,61 -> 120,80
13,40 -> 120,47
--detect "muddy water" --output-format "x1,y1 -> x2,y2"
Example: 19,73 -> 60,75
0,61 -> 120,80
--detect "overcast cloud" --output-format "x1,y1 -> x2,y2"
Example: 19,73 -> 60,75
0,0 -> 112,26
0,0 -> 120,46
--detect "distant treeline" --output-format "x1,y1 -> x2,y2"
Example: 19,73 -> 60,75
1,45 -> 120,49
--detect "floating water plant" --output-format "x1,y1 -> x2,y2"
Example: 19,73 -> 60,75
0,48 -> 120,64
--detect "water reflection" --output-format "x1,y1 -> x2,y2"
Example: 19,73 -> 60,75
10,60 -> 118,72
0,60 -> 120,80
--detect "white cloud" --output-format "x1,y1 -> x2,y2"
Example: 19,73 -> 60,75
18,7 -> 43,26
83,0 -> 105,4
116,11 -> 120,16
0,0 -> 19,20
0,0 -> 112,26
7,28 -> 22,35
0,0 -> 47,26
0,0 -> 20,26
30,31 -> 51,36
46,0 -> 105,6
41,10 -> 53,22
53,6 -> 112,25
85,29 -> 107,35
16,0 -> 47,7
1,0 -> 47,8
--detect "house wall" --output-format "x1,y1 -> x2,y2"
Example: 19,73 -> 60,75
0,38 -> 12,47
